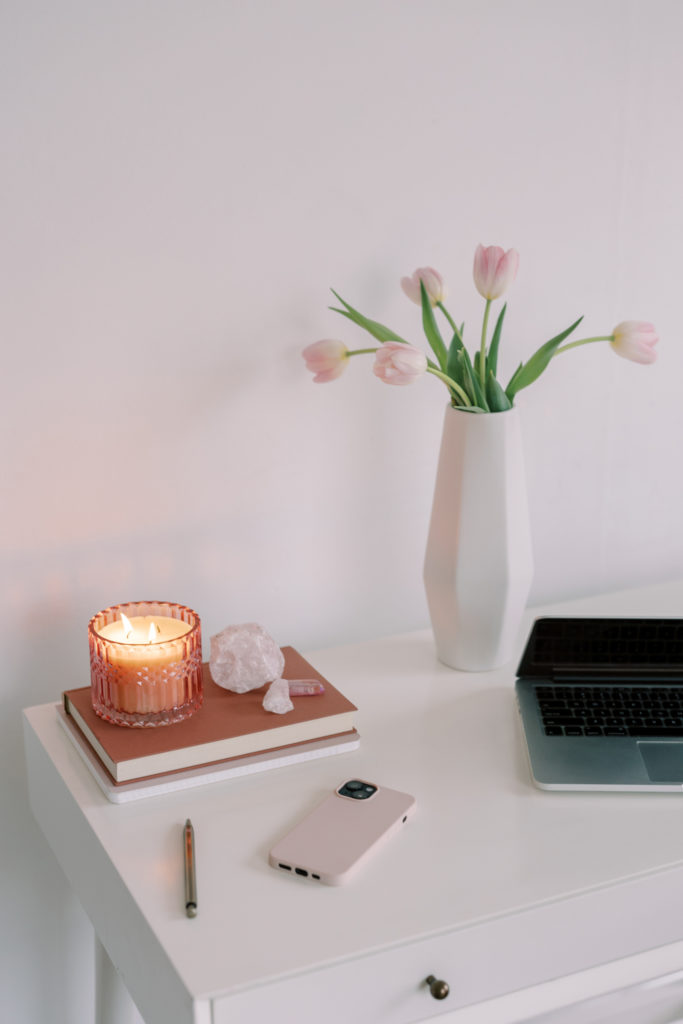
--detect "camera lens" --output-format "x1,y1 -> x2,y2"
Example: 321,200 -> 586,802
339,780 -> 377,799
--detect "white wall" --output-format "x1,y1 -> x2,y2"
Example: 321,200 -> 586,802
3,1 -> 682,1019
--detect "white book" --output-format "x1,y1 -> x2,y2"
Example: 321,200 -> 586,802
56,706 -> 360,803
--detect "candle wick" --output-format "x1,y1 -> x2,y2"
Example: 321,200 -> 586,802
120,612 -> 134,641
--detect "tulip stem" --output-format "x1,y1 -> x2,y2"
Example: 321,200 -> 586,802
479,299 -> 491,389
347,347 -> 379,356
554,336 -> 613,356
427,367 -> 472,406
437,302 -> 463,344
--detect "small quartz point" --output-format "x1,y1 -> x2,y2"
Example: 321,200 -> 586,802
263,677 -> 294,714
209,623 -> 285,693
288,679 -> 325,696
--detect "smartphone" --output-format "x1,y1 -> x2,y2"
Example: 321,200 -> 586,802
268,779 -> 416,886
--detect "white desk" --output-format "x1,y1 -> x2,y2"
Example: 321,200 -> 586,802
22,579 -> 683,1024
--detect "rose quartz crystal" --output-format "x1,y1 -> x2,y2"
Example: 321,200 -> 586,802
209,623 -> 285,693
263,677 -> 294,714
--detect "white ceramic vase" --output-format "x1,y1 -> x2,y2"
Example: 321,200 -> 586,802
423,404 -> 533,671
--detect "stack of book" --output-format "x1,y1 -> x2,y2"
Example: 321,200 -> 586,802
59,647 -> 359,802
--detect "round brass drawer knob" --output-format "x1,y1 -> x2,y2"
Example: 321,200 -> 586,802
426,975 -> 450,1000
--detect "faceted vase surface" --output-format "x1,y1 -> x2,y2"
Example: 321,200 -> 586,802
423,405 -> 533,671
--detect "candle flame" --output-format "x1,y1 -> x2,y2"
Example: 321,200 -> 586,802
148,621 -> 161,643
120,612 -> 134,640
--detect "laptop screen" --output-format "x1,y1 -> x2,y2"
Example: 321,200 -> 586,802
517,618 -> 683,676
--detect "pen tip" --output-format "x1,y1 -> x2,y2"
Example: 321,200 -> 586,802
186,903 -> 197,918
185,818 -> 192,827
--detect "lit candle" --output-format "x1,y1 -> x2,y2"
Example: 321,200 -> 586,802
89,602 -> 203,727
98,613 -> 192,646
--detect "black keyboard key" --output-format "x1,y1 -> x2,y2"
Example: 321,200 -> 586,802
564,726 -> 584,736
629,726 -> 683,737
585,727 -> 603,736
542,717 -> 585,727
604,727 -> 627,736
544,726 -> 563,736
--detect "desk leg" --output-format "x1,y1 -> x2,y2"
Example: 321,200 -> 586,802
95,937 -> 142,1024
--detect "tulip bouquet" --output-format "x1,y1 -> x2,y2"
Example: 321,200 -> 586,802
303,244 -> 658,412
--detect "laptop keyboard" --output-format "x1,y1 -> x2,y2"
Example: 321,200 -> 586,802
535,685 -> 683,737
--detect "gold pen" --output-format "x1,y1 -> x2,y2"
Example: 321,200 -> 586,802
184,819 -> 197,918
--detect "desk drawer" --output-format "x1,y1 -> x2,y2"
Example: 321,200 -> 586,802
524,970 -> 683,1024
214,868 -> 683,1024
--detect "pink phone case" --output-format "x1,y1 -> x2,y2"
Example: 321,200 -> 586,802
268,780 -> 416,885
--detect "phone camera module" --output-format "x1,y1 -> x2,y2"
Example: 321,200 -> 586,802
339,780 -> 377,800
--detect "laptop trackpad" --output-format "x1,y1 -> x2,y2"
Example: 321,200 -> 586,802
638,742 -> 683,783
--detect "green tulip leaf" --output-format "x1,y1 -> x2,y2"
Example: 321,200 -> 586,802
330,290 -> 411,345
506,316 -> 584,400
455,348 -> 490,412
420,281 -> 448,371
451,350 -> 473,403
505,362 -> 524,397
487,303 -> 507,378
446,327 -> 466,381
486,370 -> 513,412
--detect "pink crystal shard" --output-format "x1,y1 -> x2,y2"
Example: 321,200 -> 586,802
287,680 -> 325,696
263,677 -> 294,714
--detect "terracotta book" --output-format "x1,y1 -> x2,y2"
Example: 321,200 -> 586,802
63,647 -> 358,782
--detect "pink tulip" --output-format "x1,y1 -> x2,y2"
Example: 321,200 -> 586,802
373,342 -> 427,386
400,267 -> 446,306
473,244 -> 519,300
610,321 -> 658,364
302,339 -> 349,382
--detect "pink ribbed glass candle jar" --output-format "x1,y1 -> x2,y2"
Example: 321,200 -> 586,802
88,601 -> 203,727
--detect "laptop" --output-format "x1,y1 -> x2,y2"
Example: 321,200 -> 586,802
515,617 -> 683,791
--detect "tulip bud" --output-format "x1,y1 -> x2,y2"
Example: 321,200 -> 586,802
473,244 -> 519,300
302,339 -> 349,382
400,267 -> 446,307
373,342 -> 427,386
610,321 -> 658,364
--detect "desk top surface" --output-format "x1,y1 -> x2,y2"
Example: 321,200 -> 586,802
23,577 -> 683,1005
